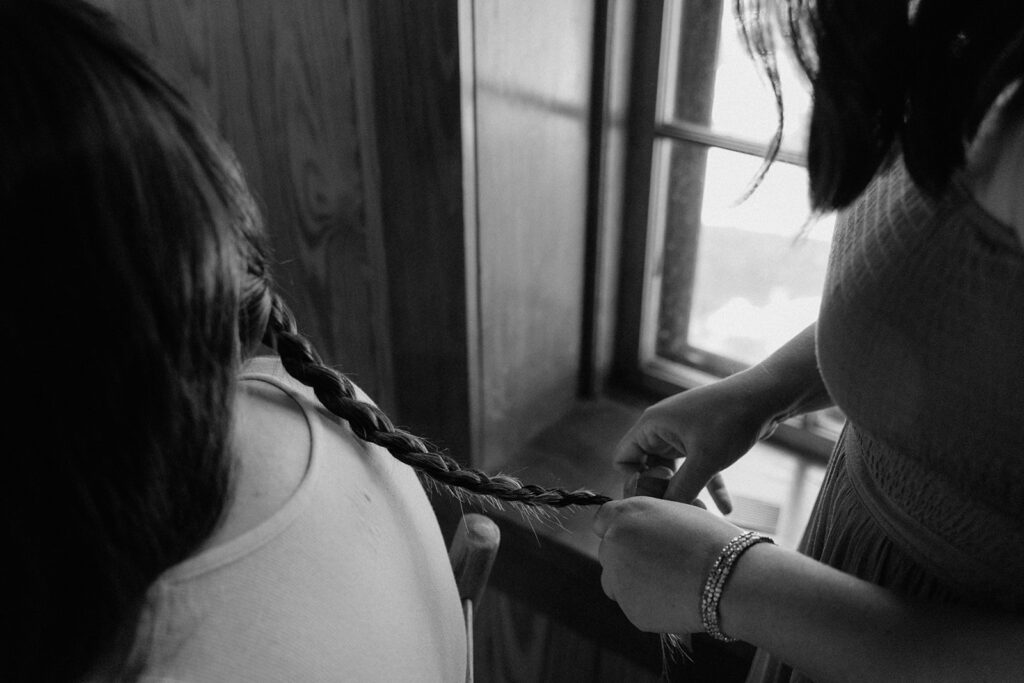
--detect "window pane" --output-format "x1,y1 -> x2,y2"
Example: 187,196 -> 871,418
652,141 -> 834,369
646,1 -> 843,448
665,0 -> 811,153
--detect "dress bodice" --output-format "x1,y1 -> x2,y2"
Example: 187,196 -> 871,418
814,158 -> 1024,605
817,158 -> 1024,519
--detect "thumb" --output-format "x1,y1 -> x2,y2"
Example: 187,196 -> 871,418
613,425 -> 684,472
663,453 -> 712,504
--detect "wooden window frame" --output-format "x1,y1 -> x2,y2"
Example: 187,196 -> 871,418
610,0 -> 834,460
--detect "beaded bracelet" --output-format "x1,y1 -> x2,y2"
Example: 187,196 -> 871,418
699,530 -> 774,642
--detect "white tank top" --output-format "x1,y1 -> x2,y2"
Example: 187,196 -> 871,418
139,357 -> 466,682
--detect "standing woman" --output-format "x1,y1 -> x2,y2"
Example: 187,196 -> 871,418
1,1 -> 605,681
596,1 -> 1024,681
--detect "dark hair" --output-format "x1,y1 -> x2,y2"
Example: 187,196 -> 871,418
2,0 -> 245,679
1,1 -> 606,680
737,0 -> 1024,210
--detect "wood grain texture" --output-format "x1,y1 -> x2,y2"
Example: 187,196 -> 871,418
99,0 -> 395,407
364,0 -> 475,461
471,0 -> 595,469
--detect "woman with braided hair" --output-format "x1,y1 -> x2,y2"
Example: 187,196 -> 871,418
1,1 -> 606,680
595,0 -> 1024,680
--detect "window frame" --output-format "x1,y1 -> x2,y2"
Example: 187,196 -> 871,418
611,0 -> 835,460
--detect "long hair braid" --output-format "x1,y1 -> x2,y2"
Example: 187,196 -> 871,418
262,293 -> 610,508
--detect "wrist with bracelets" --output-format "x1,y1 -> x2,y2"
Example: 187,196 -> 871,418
700,530 -> 775,642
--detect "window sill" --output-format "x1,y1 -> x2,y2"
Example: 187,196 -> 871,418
483,394 -> 828,559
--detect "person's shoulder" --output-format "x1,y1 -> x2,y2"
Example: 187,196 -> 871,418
965,81 -> 1024,248
241,354 -> 379,406
200,362 -> 313,550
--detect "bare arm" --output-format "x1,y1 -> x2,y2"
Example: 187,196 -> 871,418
594,498 -> 1024,683
725,543 -> 1024,682
733,322 -> 834,432
614,323 -> 835,507
966,81 -> 1024,247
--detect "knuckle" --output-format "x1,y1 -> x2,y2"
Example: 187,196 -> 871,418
597,500 -> 626,528
613,434 -> 638,458
616,496 -> 654,521
639,406 -> 663,424
599,570 -> 613,600
599,500 -> 638,537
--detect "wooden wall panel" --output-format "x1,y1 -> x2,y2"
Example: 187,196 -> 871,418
364,0 -> 475,461
471,0 -> 595,468
592,0 -> 636,392
474,590 -> 662,683
97,0 -> 395,407
97,0 -> 604,472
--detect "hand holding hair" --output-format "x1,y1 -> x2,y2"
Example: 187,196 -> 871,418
592,496 -> 747,634
613,372 -> 780,512
615,324 -> 833,512
622,455 -> 675,499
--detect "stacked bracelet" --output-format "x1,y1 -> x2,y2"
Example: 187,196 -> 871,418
700,530 -> 774,642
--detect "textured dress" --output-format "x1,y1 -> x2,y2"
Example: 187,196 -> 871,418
747,157 -> 1024,682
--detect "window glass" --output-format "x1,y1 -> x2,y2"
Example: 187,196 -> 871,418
648,0 -> 837,375
687,146 -> 833,367
629,0 -> 844,459
642,0 -> 845,453
650,140 -> 833,373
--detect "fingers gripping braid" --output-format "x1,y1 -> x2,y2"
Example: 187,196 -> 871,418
264,295 -> 610,508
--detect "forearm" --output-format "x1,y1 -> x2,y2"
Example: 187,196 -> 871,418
726,323 -> 833,429
721,544 -> 1024,682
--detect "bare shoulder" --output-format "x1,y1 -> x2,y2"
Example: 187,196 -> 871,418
965,82 -> 1024,247
202,379 -> 311,549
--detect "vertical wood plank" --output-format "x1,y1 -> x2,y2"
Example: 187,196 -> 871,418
364,0 -> 475,461
459,0 -> 486,465
100,0 -> 395,406
590,0 -> 636,393
613,0 -> 664,388
472,0 -> 595,468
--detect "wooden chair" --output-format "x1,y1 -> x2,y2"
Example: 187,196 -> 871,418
448,513 -> 501,683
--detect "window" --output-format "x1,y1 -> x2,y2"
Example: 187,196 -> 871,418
617,0 -> 842,456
